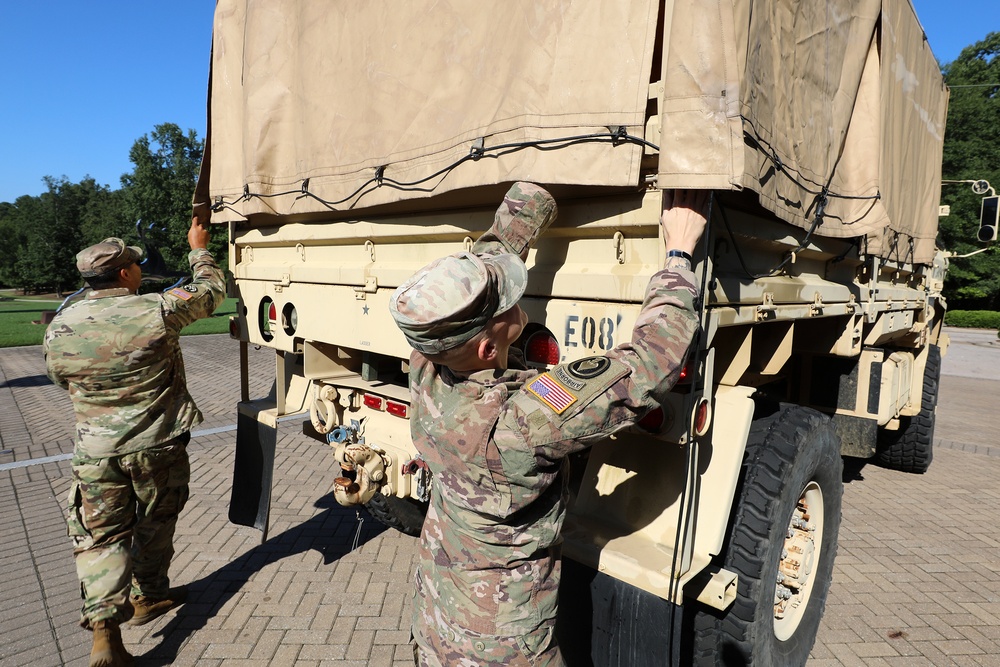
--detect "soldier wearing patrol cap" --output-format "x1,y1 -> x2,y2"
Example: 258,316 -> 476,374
390,183 -> 708,666
44,215 -> 226,667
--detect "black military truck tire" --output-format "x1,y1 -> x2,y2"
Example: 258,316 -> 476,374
363,492 -> 427,536
875,344 -> 941,474
690,404 -> 843,667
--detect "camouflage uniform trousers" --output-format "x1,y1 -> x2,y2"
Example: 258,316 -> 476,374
412,565 -> 564,667
67,432 -> 191,630
412,626 -> 563,667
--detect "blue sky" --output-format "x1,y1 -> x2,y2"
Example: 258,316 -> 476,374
0,1 -> 995,204
0,2 -> 215,204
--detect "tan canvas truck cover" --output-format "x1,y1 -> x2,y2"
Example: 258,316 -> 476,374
200,0 -> 947,262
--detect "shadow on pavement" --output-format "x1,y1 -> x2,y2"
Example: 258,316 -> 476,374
138,493 -> 387,665
0,373 -> 53,388
842,456 -> 868,483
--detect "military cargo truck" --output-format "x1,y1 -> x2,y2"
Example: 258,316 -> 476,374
197,1 -> 953,664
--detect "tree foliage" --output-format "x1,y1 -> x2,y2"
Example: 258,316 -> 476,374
939,32 -> 1000,310
0,202 -> 27,288
0,123 -> 219,294
121,123 -> 213,272
0,177 -> 132,294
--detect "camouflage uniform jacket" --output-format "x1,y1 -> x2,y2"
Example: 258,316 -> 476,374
44,248 -> 225,459
409,262 -> 699,660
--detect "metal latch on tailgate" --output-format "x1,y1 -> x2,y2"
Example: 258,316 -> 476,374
353,276 -> 378,299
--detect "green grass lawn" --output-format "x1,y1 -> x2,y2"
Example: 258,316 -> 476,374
0,294 -> 238,348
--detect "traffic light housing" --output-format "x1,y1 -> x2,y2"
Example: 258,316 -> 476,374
979,195 -> 999,243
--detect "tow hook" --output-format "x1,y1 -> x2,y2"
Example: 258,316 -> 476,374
310,384 -> 339,435
330,418 -> 388,506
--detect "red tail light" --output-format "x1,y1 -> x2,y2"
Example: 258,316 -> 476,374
386,400 -> 408,418
525,330 -> 560,366
364,394 -> 385,410
677,359 -> 694,384
259,297 -> 275,342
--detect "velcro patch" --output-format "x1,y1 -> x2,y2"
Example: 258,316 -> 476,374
526,373 -> 578,414
169,288 -> 194,301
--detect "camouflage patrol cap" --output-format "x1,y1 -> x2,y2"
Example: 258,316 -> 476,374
390,252 -> 527,355
76,238 -> 144,278
390,181 -> 557,354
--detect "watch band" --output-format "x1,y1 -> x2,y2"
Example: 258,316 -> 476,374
667,249 -> 693,263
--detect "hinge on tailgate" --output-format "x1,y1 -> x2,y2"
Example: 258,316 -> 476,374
756,293 -> 776,321
810,292 -> 824,317
354,276 -> 378,299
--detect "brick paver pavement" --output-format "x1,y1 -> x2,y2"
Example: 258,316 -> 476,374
1,330 -> 998,666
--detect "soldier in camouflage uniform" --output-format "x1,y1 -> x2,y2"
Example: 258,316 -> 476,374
44,215 -> 225,667
389,183 -> 708,666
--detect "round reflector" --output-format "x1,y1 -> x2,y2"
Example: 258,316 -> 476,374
692,398 -> 712,436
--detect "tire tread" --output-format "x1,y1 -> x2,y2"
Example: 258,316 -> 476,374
691,405 -> 843,667
876,344 -> 941,474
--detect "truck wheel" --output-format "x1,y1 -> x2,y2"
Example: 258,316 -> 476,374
875,344 -> 941,474
690,404 -> 843,667
363,492 -> 427,537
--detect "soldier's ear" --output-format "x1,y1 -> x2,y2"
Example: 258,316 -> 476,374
477,338 -> 498,363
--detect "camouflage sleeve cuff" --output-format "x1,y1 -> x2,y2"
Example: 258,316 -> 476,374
469,236 -> 509,257
472,183 -> 558,257
647,266 -> 699,311
186,247 -> 225,297
187,247 -> 215,267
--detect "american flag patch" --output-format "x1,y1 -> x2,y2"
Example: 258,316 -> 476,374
169,288 -> 193,301
527,373 -> 578,414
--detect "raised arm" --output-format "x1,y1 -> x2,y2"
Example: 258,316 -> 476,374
162,214 -> 226,330
472,182 -> 558,260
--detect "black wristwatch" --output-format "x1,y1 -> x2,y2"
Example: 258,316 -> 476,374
667,249 -> 693,263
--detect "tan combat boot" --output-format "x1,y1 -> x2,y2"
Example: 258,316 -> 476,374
128,585 -> 188,626
90,620 -> 134,667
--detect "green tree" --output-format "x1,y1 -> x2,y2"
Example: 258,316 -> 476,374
939,32 -> 1000,310
16,177 -> 98,294
121,123 -> 213,274
0,178 -> 127,294
80,182 -> 130,244
0,201 -> 28,288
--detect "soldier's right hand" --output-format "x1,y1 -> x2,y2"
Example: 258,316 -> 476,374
188,214 -> 211,250
660,189 -> 709,256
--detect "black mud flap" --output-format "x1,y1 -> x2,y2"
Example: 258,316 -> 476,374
556,557 -> 683,667
228,409 -> 277,541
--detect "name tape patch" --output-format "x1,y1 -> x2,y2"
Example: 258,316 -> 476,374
526,373 -> 578,414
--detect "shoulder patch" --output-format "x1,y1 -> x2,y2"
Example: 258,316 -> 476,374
517,358 -> 632,422
169,287 -> 194,301
183,284 -> 199,293
567,356 -> 611,379
526,373 -> 578,414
